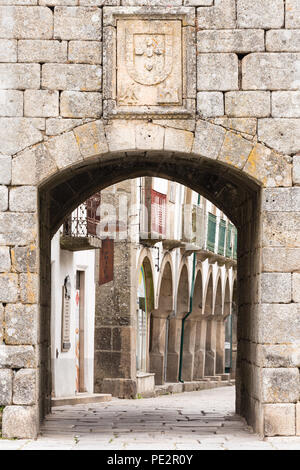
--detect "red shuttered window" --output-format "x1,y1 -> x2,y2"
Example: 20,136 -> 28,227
86,192 -> 101,236
151,189 -> 166,236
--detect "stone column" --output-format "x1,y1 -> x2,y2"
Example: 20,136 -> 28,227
93,181 -> 138,399
181,318 -> 197,382
94,238 -> 137,398
166,316 -> 183,383
193,318 -> 207,380
149,314 -> 167,385
215,319 -> 225,375
204,318 -> 217,377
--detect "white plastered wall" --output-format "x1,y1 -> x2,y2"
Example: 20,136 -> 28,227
50,231 -> 96,397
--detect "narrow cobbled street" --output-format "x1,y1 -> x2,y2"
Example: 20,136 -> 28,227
1,387 -> 300,450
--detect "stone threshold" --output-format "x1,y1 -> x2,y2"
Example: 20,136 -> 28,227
51,393 -> 112,407
155,377 -> 235,397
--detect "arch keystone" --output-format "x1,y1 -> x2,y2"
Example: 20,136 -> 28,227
164,127 -> 194,153
105,120 -> 136,152
136,122 -> 165,151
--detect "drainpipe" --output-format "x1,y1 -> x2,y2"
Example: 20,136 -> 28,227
164,314 -> 170,383
178,194 -> 200,383
164,310 -> 176,382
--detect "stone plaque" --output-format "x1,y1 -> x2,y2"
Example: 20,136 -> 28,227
117,20 -> 182,108
103,7 -> 196,118
61,276 -> 71,352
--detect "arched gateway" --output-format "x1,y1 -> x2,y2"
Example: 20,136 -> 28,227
0,0 -> 299,439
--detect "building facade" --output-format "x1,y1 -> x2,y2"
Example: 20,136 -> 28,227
50,177 -> 237,400
51,234 -> 96,397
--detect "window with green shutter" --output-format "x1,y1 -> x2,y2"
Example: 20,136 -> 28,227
207,213 -> 217,252
226,223 -> 233,258
218,219 -> 226,256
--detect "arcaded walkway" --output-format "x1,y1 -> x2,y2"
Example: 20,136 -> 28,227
1,387 -> 300,450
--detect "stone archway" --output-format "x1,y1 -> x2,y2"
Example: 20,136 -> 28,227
1,117 -> 298,439
1,0 -> 300,440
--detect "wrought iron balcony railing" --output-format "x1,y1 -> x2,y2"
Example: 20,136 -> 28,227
61,193 -> 102,251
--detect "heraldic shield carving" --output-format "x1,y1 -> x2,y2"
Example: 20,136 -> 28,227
117,19 -> 182,109
125,22 -> 173,86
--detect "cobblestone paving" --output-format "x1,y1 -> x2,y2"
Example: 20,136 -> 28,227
1,387 -> 300,450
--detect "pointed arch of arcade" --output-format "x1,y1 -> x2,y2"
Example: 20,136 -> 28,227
155,253 -> 175,312
176,261 -> 190,317
192,266 -> 204,318
203,267 -> 214,318
214,270 -> 223,317
136,248 -> 156,312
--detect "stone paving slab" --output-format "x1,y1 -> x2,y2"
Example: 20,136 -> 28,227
2,387 -> 300,449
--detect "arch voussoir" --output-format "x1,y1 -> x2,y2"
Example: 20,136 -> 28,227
9,118 -> 291,195
27,118 -> 292,192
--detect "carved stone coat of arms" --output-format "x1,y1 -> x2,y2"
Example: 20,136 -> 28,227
117,19 -> 182,108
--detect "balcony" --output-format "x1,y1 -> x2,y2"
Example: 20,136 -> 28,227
207,252 -> 236,268
60,195 -> 102,252
204,215 -> 237,268
181,204 -> 205,255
